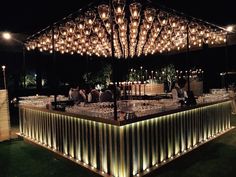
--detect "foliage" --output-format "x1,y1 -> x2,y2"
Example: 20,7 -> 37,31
161,64 -> 176,83
23,74 -> 36,88
83,64 -> 112,86
154,70 -> 165,84
161,64 -> 176,91
128,64 -> 176,87
128,69 -> 142,82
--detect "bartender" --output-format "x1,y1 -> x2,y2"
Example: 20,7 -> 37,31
171,81 -> 188,101
68,86 -> 79,103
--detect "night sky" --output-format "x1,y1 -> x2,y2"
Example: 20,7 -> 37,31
0,0 -> 235,95
0,0 -> 235,34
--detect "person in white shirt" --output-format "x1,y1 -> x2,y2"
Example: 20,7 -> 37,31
229,85 -> 236,114
68,86 -> 79,103
68,88 -> 74,100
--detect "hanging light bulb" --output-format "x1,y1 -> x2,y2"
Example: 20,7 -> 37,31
144,8 -> 156,24
169,16 -> 179,28
65,21 -> 75,34
129,2 -> 142,20
113,0 -> 125,15
45,35 -> 51,43
157,11 -> 168,26
59,26 -> 67,36
28,41 -> 36,50
67,35 -> 74,42
104,20 -> 112,34
75,16 -> 85,32
130,18 -> 140,28
130,26 -> 138,35
189,22 -> 198,34
198,26 -> 205,37
83,27 -> 91,36
85,10 -> 96,27
93,20 -> 101,33
164,26 -> 172,36
119,29 -> 126,38
53,27 -> 60,39
115,13 -> 125,25
152,21 -> 161,32
98,4 -> 110,21
119,18 -> 127,31
75,32 -> 82,39
26,0 -> 228,57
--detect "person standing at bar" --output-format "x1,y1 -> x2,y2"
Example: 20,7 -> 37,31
100,85 -> 113,102
171,80 -> 188,104
68,86 -> 79,103
229,85 -> 236,114
88,85 -> 100,103
78,86 -> 87,103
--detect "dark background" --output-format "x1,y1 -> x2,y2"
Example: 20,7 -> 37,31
1,0 -> 236,34
0,0 -> 236,98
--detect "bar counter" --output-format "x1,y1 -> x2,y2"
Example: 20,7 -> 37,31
19,100 -> 232,177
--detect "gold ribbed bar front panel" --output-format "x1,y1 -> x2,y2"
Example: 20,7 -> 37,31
19,101 -> 232,177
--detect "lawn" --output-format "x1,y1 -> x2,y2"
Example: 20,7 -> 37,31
0,115 -> 236,177
0,140 -> 100,177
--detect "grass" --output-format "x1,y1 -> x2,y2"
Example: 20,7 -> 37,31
0,140 -> 100,177
0,115 -> 236,177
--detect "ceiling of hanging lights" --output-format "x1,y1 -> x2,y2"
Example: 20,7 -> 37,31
25,0 -> 227,59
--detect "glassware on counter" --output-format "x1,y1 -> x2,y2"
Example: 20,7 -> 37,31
65,99 -> 181,119
19,95 -> 68,108
197,91 -> 229,104
19,92 -> 230,120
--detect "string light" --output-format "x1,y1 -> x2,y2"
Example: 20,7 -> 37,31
25,0 -> 227,58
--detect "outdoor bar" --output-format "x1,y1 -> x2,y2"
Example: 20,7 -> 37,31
19,99 -> 232,177
18,0 -> 233,177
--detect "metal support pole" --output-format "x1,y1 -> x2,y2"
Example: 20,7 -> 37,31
225,33 -> 229,91
109,0 -> 117,120
186,22 -> 190,92
2,68 -> 6,89
85,55 -> 88,83
165,65 -> 168,92
22,46 -> 26,88
52,25 -> 57,109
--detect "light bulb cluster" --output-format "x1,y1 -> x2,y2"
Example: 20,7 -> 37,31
25,0 -> 227,58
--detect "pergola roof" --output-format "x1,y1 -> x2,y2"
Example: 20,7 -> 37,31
25,0 -> 227,59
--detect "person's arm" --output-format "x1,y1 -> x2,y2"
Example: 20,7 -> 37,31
79,90 -> 86,100
184,90 -> 188,98
88,93 -> 92,103
172,89 -> 178,100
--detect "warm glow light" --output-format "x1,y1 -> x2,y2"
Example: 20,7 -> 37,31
19,100 -> 231,177
226,26 -> 233,32
2,65 -> 6,70
2,32 -> 12,40
25,1 -> 227,58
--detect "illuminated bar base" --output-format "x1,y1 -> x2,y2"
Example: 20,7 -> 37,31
19,101 -> 232,177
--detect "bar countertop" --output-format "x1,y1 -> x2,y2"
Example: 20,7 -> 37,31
19,99 -> 231,126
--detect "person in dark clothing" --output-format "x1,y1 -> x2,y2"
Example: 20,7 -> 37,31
171,81 -> 188,101
100,88 -> 113,102
88,85 -> 100,103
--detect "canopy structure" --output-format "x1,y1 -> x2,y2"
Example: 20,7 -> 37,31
25,0 -> 227,59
